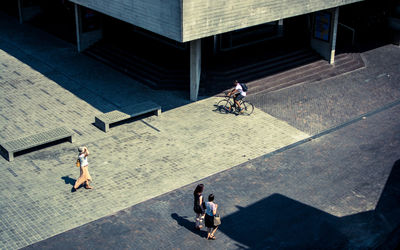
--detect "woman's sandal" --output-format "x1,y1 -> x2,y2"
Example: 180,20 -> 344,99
208,235 -> 216,240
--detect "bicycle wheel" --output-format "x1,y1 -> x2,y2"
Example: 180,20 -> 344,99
241,101 -> 254,115
216,99 -> 233,114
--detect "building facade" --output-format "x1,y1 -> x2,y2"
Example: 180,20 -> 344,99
14,0 -> 398,101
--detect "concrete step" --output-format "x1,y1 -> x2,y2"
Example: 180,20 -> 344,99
204,48 -> 322,95
85,41 -> 189,90
247,53 -> 364,96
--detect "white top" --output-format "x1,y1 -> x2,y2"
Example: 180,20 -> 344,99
235,83 -> 246,96
205,201 -> 217,216
79,153 -> 88,167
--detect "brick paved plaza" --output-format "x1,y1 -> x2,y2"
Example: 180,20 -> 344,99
0,12 -> 400,250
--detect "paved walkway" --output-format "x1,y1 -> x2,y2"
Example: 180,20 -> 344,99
0,13 -> 307,249
0,11 -> 400,250
25,97 -> 400,250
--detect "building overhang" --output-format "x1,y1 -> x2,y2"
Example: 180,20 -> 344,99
69,0 -> 365,43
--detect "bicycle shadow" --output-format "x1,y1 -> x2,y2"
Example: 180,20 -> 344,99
212,103 -> 252,116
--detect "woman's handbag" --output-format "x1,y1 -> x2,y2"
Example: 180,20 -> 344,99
213,214 -> 221,226
76,158 -> 80,167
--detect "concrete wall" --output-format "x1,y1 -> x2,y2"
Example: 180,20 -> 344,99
69,0 -> 182,41
69,0 -> 364,43
182,0 -> 364,42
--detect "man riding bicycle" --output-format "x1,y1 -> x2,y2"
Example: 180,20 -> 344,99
228,80 -> 247,113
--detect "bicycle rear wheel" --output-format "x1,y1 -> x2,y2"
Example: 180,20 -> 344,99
241,101 -> 254,115
216,99 -> 233,114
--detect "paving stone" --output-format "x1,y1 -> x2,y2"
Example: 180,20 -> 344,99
0,10 -> 400,250
0,12 -> 308,250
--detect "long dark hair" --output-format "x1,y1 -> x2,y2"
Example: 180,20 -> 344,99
193,184 -> 204,195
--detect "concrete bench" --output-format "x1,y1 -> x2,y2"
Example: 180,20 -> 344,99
95,101 -> 161,132
0,126 -> 74,162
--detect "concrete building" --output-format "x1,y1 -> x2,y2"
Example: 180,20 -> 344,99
13,0 -> 397,101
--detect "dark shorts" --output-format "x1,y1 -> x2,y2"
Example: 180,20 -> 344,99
234,93 -> 244,101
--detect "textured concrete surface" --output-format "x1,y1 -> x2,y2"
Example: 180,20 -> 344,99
24,98 -> 400,250
248,45 -> 400,135
0,9 -> 400,250
0,12 -> 307,249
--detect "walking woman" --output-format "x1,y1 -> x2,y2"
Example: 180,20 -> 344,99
193,184 -> 205,229
73,146 -> 93,191
204,194 -> 219,240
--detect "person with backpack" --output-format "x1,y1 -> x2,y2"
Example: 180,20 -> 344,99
228,80 -> 247,113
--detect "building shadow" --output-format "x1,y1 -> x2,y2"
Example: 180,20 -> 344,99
171,213 -> 208,238
219,159 -> 400,249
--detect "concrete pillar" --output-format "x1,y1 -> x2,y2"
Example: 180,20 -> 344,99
330,8 -> 339,64
190,39 -> 201,101
310,7 -> 339,65
74,4 -> 103,52
278,19 -> 284,36
213,35 -> 218,55
389,3 -> 400,46
17,0 -> 42,24
18,0 -> 23,24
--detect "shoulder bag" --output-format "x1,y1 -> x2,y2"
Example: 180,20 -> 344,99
213,213 -> 221,226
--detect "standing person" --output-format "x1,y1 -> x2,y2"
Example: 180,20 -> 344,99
227,80 -> 247,112
72,146 -> 93,192
204,194 -> 219,240
193,184 -> 205,230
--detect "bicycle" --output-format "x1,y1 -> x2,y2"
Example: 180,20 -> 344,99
216,93 -> 254,115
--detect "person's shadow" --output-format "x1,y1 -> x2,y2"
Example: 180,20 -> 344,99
171,213 -> 208,238
61,176 -> 77,192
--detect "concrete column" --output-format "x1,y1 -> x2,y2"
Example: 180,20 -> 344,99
389,3 -> 400,46
18,0 -> 23,24
74,4 -> 103,52
17,0 -> 42,24
190,39 -> 201,101
330,7 -> 339,64
278,19 -> 284,36
213,35 -> 218,55
310,7 -> 339,65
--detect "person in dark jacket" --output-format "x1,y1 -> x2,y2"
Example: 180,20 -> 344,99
193,184 -> 205,229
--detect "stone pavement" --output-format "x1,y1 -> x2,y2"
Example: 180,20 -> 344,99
24,96 -> 400,250
0,11 -> 399,250
0,13 -> 308,249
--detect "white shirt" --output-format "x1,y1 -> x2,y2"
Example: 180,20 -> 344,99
235,83 -> 246,96
205,201 -> 217,216
79,153 -> 88,167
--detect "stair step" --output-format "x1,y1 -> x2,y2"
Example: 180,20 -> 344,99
85,41 -> 189,90
247,53 -> 364,96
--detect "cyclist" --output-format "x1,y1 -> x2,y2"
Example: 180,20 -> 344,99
227,80 -> 247,113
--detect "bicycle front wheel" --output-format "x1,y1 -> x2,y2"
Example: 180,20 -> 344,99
216,99 -> 233,114
242,101 -> 254,115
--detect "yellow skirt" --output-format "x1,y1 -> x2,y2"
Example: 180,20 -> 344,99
74,165 -> 92,188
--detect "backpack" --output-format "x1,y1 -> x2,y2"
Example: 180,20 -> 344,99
240,83 -> 248,92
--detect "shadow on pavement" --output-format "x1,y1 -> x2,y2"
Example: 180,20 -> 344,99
171,213 -> 208,239
61,175 -> 75,186
23,160 -> 400,249
219,159 -> 400,249
220,195 -> 347,249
